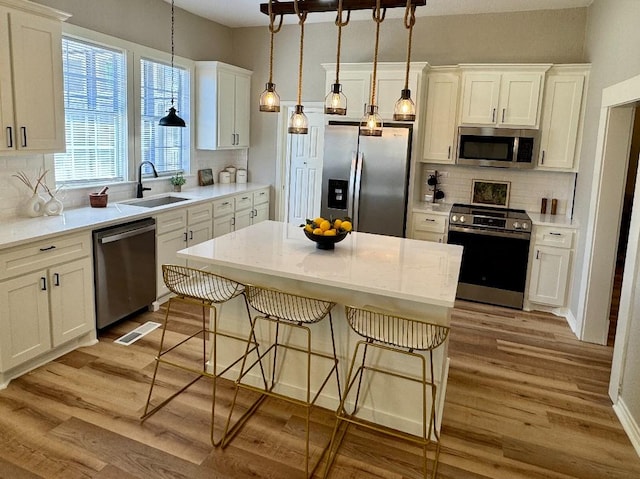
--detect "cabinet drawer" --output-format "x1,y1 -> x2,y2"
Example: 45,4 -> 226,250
187,203 -> 213,225
0,232 -> 91,280
253,188 -> 269,205
213,197 -> 235,218
413,212 -> 447,233
413,231 -> 446,243
156,209 -> 187,235
535,227 -> 574,249
235,193 -> 253,211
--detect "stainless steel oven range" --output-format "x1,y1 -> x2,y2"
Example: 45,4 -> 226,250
447,203 -> 531,309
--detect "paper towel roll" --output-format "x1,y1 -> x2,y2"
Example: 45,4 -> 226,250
219,171 -> 231,184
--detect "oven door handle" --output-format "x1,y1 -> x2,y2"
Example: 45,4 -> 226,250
448,225 -> 531,241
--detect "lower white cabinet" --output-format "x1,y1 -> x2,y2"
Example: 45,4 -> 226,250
0,233 -> 94,375
527,226 -> 575,307
410,211 -> 448,243
213,188 -> 270,238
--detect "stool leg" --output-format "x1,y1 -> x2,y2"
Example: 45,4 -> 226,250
351,340 -> 370,415
242,293 -> 269,390
327,314 -> 342,404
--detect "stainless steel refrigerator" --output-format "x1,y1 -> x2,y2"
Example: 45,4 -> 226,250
321,122 -> 412,237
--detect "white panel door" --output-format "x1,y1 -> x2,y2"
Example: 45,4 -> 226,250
217,69 -> 236,148
498,73 -> 543,127
0,9 -> 15,153
460,73 -> 500,125
528,246 -> 571,306
287,110 -> 325,226
234,73 -> 251,148
423,73 -> 459,163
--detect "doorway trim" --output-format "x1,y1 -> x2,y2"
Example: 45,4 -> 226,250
274,101 -> 324,221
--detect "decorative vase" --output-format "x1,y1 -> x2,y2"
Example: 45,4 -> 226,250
173,185 -> 182,192
24,193 -> 46,217
44,196 -> 64,216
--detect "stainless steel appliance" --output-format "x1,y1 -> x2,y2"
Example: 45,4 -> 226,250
447,204 -> 531,309
93,218 -> 156,329
456,127 -> 538,169
321,122 -> 412,237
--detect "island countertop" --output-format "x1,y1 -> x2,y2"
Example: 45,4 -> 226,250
178,220 -> 463,309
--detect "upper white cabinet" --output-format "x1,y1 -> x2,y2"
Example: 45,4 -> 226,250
0,1 -> 68,154
459,65 -> 550,128
422,69 -> 459,163
537,65 -> 589,171
322,63 -> 428,121
196,61 -> 252,150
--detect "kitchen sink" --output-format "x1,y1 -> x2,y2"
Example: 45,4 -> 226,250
124,195 -> 190,208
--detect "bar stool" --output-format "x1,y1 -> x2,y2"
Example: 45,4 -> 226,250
221,285 -> 342,479
141,264 -> 266,447
323,305 -> 450,479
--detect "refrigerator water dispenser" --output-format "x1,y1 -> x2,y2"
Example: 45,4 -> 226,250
328,179 -> 348,210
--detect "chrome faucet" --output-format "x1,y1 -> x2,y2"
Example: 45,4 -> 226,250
136,161 -> 159,198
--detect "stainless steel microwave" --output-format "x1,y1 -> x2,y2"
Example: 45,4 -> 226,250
456,127 -> 538,169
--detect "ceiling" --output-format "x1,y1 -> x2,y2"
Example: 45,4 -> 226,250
170,0 -> 593,28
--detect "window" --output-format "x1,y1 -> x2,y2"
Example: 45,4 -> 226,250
140,58 -> 190,176
55,37 -> 127,185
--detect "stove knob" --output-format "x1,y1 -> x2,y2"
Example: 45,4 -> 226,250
459,215 -> 466,223
522,222 -> 529,230
513,221 -> 520,229
451,215 -> 458,222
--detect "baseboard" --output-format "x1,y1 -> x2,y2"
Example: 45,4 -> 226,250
564,308 -> 578,336
613,397 -> 640,458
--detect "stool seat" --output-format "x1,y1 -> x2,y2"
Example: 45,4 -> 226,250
246,285 -> 334,324
164,265 -> 244,303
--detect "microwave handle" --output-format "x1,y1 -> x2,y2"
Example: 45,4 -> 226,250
541,150 -> 545,165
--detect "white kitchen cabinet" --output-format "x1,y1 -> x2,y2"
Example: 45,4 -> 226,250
213,188 -> 270,238
459,66 -> 549,128
527,226 -> 575,307
322,63 -> 427,120
0,233 -> 94,374
155,203 -> 213,298
196,61 -> 252,150
537,66 -> 589,171
0,3 -> 67,154
422,70 -> 460,163
410,211 -> 448,243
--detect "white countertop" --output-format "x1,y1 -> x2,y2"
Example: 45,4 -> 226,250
527,212 -> 579,228
412,201 -> 452,215
0,183 -> 269,249
178,220 -> 463,308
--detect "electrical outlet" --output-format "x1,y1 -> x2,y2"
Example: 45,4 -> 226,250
439,171 -> 449,178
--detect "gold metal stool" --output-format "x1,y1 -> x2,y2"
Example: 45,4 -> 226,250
323,306 -> 450,479
221,285 -> 342,479
141,264 -> 266,447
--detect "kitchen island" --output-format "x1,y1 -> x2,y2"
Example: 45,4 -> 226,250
177,220 -> 463,435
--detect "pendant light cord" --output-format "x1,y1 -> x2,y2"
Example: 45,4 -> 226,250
370,0 -> 385,106
170,0 -> 176,107
335,0 -> 350,84
403,1 -> 416,91
267,0 -> 283,84
294,0 -> 307,105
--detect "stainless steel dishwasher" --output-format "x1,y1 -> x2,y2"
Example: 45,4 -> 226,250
93,218 -> 156,329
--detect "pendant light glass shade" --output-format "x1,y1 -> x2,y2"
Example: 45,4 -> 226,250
159,0 -> 185,128
360,104 -> 383,137
325,83 -> 347,115
393,88 -> 416,121
259,82 -> 280,112
288,104 -> 309,134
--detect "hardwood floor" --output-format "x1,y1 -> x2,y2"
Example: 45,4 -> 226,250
1,300 -> 639,478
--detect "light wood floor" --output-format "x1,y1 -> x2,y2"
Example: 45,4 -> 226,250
1,300 -> 639,479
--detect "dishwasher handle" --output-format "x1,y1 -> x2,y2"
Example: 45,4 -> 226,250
99,224 -> 156,244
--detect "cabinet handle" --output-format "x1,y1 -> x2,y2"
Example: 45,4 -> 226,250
447,145 -> 451,159
549,232 -> 562,236
183,232 -> 188,242
231,217 -> 236,226
53,273 -> 60,286
536,249 -> 540,260
39,245 -> 56,252
20,127 -> 27,147
502,108 -> 506,123
492,108 -> 496,123
41,277 -> 47,291
222,201 -> 230,206
189,230 -> 194,240
6,126 -> 12,148
236,133 -> 240,145
541,150 -> 545,165
424,218 -> 436,222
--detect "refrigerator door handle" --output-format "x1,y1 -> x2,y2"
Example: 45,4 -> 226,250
347,151 -> 358,218
352,152 -> 364,230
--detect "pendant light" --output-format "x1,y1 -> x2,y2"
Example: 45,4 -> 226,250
393,0 -> 416,121
360,0 -> 384,137
324,0 -> 349,115
259,0 -> 283,112
159,0 -> 186,127
288,0 -> 308,134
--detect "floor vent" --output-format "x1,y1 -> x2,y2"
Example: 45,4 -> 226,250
114,321 -> 161,346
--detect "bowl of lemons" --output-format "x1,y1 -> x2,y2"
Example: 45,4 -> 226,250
302,217 -> 352,250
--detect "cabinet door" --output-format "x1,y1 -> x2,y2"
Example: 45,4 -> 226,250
156,229 -> 187,297
9,11 -> 64,152
234,208 -> 252,231
538,74 -> 585,170
217,69 -> 236,149
460,73 -> 500,125
49,258 -> 94,347
252,202 -> 269,224
234,73 -> 251,148
412,230 -> 445,243
423,73 -> 459,163
498,73 -> 543,127
187,221 -> 213,270
375,69 -> 419,120
213,213 -> 234,238
528,246 -> 571,307
0,9 -> 14,153
338,70 -> 370,119
0,270 -> 50,370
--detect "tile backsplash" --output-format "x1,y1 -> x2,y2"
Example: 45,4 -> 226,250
420,164 -> 576,217
0,149 -> 247,220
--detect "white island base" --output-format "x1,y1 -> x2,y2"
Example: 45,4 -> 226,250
178,221 -> 463,437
